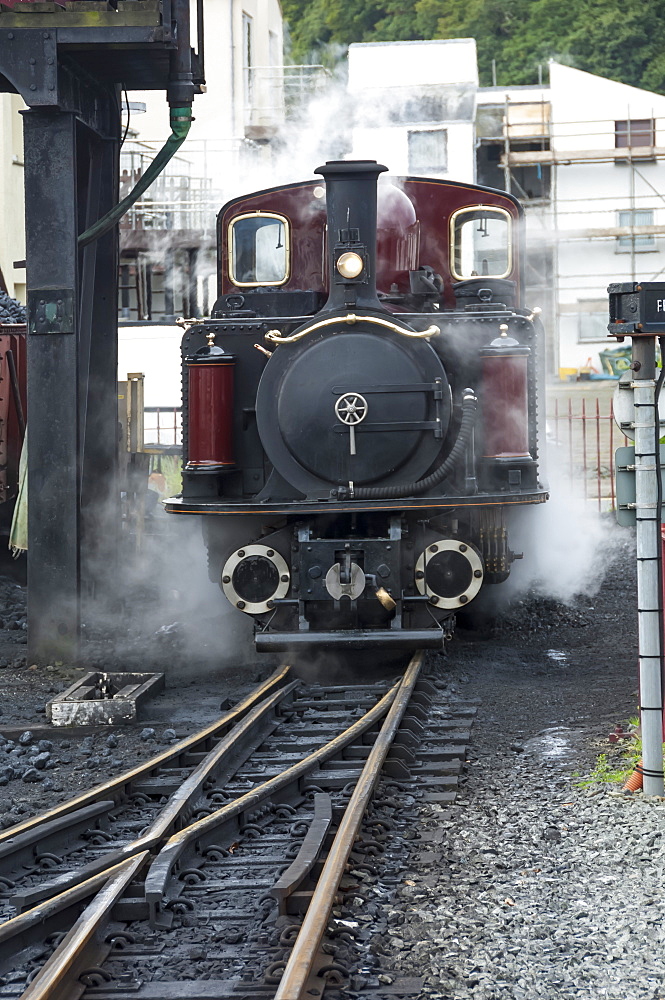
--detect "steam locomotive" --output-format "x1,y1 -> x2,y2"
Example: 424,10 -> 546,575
165,160 -> 548,655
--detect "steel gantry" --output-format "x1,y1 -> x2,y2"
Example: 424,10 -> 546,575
0,0 -> 204,662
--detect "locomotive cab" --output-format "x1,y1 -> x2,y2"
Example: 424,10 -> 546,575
166,160 -> 547,658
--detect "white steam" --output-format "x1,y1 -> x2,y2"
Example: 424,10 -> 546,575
108,61 -> 623,679
504,443 -> 623,604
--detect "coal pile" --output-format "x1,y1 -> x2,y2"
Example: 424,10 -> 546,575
0,578 -> 27,658
491,592 -> 594,636
0,290 -> 26,325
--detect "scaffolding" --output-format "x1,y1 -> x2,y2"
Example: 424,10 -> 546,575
478,94 -> 665,376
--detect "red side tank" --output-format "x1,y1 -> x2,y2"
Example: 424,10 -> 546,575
480,326 -> 531,459
185,340 -> 236,473
0,325 -> 26,504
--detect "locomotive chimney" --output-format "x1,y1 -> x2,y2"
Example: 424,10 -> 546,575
315,159 -> 388,312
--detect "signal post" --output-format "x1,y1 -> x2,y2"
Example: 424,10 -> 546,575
610,281 -> 665,797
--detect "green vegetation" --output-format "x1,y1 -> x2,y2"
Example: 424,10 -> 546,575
576,751 -> 639,787
576,721 -> 648,787
281,0 -> 665,94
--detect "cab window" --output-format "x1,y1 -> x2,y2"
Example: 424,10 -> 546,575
229,213 -> 290,286
451,207 -> 512,280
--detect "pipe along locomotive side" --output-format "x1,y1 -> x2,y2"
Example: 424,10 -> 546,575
165,160 -> 548,660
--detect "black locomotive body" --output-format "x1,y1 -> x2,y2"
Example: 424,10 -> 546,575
165,160 -> 548,654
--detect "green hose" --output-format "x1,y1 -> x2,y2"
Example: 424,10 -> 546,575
78,107 -> 193,248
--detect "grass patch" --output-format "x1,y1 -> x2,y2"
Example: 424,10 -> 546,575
575,720 -> 645,787
575,752 -> 639,787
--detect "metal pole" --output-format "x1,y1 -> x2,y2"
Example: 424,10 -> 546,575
632,336 -> 664,796
23,109 -> 81,663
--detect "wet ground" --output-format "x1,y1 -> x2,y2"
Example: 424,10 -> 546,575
0,519 -> 640,824
0,516 -> 657,996
367,530 -> 659,999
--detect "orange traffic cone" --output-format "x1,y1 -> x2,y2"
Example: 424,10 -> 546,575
622,760 -> 643,792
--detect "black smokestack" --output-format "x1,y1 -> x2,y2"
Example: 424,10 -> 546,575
314,159 -> 388,312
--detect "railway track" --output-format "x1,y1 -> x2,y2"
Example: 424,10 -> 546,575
0,653 -> 475,999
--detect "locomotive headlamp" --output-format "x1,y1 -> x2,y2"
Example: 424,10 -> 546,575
415,540 -> 484,609
221,544 -> 290,615
336,252 -> 364,279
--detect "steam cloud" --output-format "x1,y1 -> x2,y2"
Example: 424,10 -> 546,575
106,63 -> 622,678
503,441 -> 623,605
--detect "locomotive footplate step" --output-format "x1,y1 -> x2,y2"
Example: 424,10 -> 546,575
166,491 -> 548,515
255,629 -> 445,651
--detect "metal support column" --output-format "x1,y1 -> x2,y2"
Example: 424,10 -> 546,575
80,127 -> 120,616
632,337 -> 665,796
23,109 -> 81,661
1,0 -> 202,663
164,250 -> 175,320
188,247 -> 199,318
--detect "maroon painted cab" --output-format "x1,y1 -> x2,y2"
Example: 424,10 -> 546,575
217,176 -> 522,308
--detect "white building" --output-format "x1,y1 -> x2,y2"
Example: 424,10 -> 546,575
129,0 -> 284,199
348,39 -> 478,184
117,0 -> 286,322
345,44 -> 665,378
478,63 -> 665,377
0,94 -> 26,304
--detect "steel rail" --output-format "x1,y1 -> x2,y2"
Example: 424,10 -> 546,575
0,665 -> 290,853
2,676 -> 404,996
275,651 -> 423,1000
19,853 -> 149,1000
10,680 -> 300,911
144,674 -> 405,923
0,857 -> 141,966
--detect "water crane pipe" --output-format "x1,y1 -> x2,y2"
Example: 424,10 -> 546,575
78,107 -> 193,248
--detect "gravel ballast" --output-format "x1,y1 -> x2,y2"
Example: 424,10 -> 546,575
0,520 -> 660,998
368,530 -> 665,999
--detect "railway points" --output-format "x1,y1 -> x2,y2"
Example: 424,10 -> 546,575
0,653 -> 474,998
0,545 -> 660,997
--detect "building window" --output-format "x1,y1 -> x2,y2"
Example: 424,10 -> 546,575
615,119 -> 654,148
242,12 -> 253,106
616,209 -> 655,252
577,302 -> 610,343
408,129 -> 447,174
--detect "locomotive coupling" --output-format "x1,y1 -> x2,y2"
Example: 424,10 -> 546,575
375,586 -> 397,611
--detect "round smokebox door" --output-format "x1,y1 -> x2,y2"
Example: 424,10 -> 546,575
257,329 -> 450,489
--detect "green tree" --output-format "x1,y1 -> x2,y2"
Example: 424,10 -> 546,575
282,0 -> 665,95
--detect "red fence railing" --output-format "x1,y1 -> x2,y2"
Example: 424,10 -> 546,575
141,397 -> 629,511
547,394 -> 629,511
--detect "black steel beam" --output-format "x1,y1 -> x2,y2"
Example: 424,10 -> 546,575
80,125 -> 120,617
23,109 -> 81,661
1,1 -> 200,663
